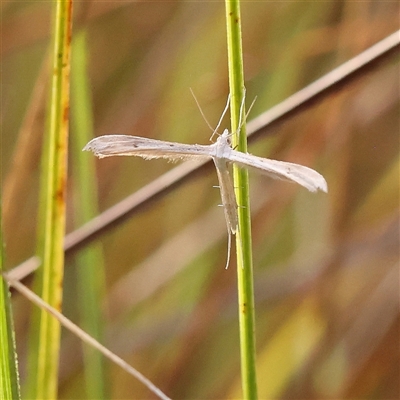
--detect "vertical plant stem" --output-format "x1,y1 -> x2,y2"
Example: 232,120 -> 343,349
0,202 -> 21,399
225,0 -> 258,398
26,1 -> 73,399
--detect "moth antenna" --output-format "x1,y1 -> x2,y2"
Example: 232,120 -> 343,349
189,89 -> 231,142
234,88 -> 257,137
236,88 -> 247,134
189,88 -> 215,133
210,94 -> 231,142
246,96 -> 257,120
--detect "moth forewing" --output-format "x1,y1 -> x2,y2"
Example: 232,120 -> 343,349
84,135 -> 214,161
228,150 -> 328,193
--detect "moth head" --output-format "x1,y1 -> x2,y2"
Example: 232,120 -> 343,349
221,129 -> 233,145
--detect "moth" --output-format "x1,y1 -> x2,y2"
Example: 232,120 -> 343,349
84,128 -> 327,268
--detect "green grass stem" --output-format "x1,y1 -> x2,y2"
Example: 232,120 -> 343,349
25,1 -> 73,398
225,1 -> 258,399
0,203 -> 21,399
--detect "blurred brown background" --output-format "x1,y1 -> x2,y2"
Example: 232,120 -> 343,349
2,1 -> 399,399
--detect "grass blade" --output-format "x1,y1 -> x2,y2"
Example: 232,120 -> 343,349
225,0 -> 258,398
25,1 -> 73,398
0,202 -> 21,399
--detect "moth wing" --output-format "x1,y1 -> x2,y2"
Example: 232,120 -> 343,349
84,135 -> 212,161
229,151 -> 328,193
213,160 -> 238,234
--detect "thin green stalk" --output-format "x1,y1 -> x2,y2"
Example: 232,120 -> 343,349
225,0 -> 258,399
0,202 -> 21,400
25,1 -> 73,398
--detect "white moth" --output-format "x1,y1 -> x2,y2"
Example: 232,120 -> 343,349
84,129 -> 327,268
